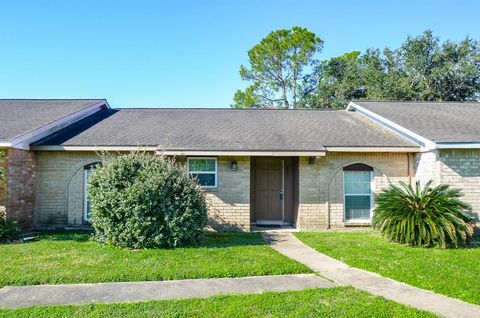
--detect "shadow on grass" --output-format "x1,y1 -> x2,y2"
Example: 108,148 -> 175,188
37,231 -> 93,242
203,232 -> 267,248
33,231 -> 267,248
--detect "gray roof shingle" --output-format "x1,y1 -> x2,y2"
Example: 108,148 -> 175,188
0,99 -> 107,142
35,108 -> 418,150
353,101 -> 480,143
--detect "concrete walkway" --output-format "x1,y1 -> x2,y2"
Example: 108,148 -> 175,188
0,274 -> 333,308
263,232 -> 480,318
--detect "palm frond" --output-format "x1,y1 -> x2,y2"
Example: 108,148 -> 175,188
373,180 -> 475,248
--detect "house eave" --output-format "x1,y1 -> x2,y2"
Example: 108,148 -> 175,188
347,101 -> 437,150
435,142 -> 480,149
158,150 -> 327,156
6,100 -> 109,150
31,145 -> 419,155
325,146 -> 420,153
31,145 -> 158,152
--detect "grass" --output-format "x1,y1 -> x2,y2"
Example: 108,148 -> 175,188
0,232 -> 309,287
295,231 -> 480,305
0,287 -> 435,318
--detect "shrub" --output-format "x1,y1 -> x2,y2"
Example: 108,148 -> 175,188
88,153 -> 208,249
0,214 -> 20,242
373,180 -> 475,248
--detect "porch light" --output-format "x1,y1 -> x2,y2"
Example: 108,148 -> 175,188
231,161 -> 238,171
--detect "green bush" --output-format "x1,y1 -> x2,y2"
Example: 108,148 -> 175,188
0,214 -> 20,242
373,180 -> 475,248
88,153 -> 208,249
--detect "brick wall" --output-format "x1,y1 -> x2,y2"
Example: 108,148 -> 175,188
0,148 -> 7,216
438,149 -> 480,219
298,152 -> 410,230
177,156 -> 251,231
414,149 -> 480,219
414,150 -> 440,186
34,151 -> 101,229
3,148 -> 36,228
34,152 -> 251,231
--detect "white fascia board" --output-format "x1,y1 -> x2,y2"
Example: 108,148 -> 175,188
10,101 -> 108,150
31,147 -> 327,156
158,150 -> 327,157
325,146 -> 420,153
31,145 -> 158,152
436,142 -> 480,149
0,142 -> 12,147
347,102 -> 437,150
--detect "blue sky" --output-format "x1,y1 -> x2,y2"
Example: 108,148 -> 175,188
0,0 -> 478,108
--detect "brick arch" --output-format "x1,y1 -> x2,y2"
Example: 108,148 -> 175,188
326,161 -> 390,229
66,160 -> 101,226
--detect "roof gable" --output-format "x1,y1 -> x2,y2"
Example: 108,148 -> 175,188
349,101 -> 480,147
0,99 -> 108,149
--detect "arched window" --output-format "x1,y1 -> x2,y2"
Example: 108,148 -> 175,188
83,162 -> 101,222
343,163 -> 373,222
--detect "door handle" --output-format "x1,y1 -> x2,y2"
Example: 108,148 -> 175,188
279,191 -> 284,200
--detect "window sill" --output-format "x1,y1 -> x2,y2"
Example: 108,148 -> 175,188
203,187 -> 218,192
344,221 -> 372,227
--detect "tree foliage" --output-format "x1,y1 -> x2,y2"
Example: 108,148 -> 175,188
373,181 -> 475,248
306,30 -> 480,108
0,214 -> 20,242
0,149 -> 6,181
88,153 -> 208,249
233,26 -> 323,108
235,28 -> 480,108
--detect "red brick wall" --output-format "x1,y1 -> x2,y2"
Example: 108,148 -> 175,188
5,149 -> 36,228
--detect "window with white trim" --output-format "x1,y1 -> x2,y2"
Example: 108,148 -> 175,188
187,157 -> 217,188
83,162 -> 101,222
343,164 -> 373,222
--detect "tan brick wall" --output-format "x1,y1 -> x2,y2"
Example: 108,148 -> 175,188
34,151 -> 101,229
438,149 -> 480,219
298,152 -> 410,230
34,152 -> 251,231
177,156 -> 251,231
4,149 -> 36,228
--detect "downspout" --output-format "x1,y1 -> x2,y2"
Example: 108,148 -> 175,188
407,153 -> 413,185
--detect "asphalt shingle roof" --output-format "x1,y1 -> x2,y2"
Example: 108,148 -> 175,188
0,99 -> 106,142
353,101 -> 480,143
35,108 -> 418,150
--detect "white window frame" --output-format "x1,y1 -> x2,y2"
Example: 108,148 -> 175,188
83,168 -> 92,222
343,170 -> 373,223
187,157 -> 217,188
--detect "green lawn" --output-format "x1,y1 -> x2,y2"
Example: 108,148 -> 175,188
295,231 -> 480,305
0,232 -> 309,287
0,287 -> 435,318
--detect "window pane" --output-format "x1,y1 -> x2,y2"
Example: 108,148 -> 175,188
85,169 -> 92,221
189,159 -> 216,172
344,171 -> 371,194
345,195 -> 371,220
191,173 -> 216,187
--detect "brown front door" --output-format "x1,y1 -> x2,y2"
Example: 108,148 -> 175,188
254,158 -> 284,223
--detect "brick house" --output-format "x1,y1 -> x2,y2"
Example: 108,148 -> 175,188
0,99 -> 478,231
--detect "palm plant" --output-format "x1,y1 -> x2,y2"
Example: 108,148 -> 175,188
373,180 -> 475,248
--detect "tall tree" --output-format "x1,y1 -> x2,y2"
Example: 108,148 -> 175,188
306,30 -> 480,108
233,27 -> 323,108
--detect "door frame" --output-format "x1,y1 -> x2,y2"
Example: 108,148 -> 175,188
250,157 -> 297,226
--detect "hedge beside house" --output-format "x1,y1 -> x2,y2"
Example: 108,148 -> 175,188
88,153 -> 208,249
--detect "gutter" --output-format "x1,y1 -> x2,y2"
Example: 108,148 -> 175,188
435,142 -> 480,149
